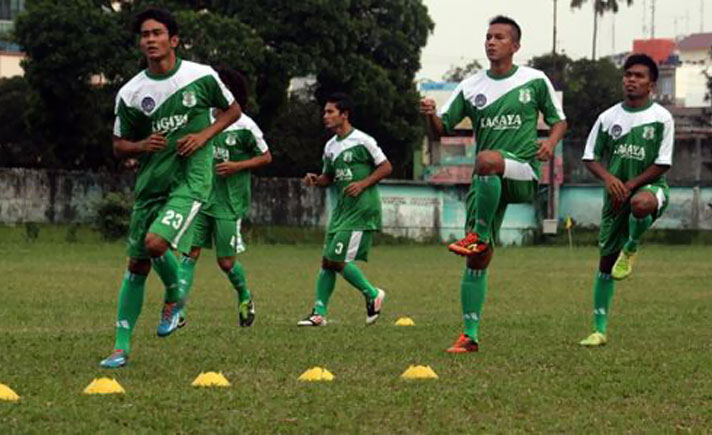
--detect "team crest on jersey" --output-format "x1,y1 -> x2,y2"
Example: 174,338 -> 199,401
225,133 -> 237,146
610,124 -> 623,139
342,151 -> 353,162
642,126 -> 655,140
474,94 -> 487,108
182,90 -> 197,108
518,88 -> 532,104
141,96 -> 156,114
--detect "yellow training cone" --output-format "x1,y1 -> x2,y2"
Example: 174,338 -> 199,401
401,365 -> 438,380
0,383 -> 19,401
191,372 -> 230,387
83,377 -> 125,395
395,317 -> 415,326
298,367 -> 335,382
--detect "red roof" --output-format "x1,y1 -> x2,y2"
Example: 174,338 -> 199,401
677,33 -> 712,51
632,39 -> 675,64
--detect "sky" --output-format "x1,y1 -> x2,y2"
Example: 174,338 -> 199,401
417,0 -> 712,80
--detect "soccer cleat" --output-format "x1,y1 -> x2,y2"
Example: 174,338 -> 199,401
611,250 -> 636,280
238,299 -> 255,327
579,332 -> 607,347
297,311 -> 327,327
100,349 -> 129,368
448,232 -> 489,256
157,302 -> 181,337
366,288 -> 386,325
446,334 -> 479,353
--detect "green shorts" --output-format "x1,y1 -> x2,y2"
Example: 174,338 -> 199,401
598,184 -> 669,256
322,230 -> 373,262
191,212 -> 246,258
127,196 -> 203,259
464,152 -> 537,242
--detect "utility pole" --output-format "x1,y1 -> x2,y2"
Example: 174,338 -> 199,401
552,0 -> 558,54
651,0 -> 656,38
642,0 -> 647,38
702,0 -> 705,33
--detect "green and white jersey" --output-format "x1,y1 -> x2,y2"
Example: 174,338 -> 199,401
322,128 -> 388,233
439,65 -> 565,178
113,58 -> 235,206
582,101 -> 674,187
204,113 -> 269,219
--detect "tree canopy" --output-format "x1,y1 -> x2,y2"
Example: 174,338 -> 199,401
9,0 -> 434,177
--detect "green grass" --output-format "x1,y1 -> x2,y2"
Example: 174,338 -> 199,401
0,227 -> 711,433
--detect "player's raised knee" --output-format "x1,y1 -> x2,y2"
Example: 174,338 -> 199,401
217,257 -> 234,272
321,258 -> 345,272
475,151 -> 504,175
631,192 -> 656,218
144,233 -> 169,258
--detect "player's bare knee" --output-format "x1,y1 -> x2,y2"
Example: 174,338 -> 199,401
466,247 -> 494,270
475,151 -> 503,175
631,193 -> 656,218
128,258 -> 151,275
217,257 -> 234,272
188,247 -> 202,260
144,234 -> 168,258
321,258 -> 344,272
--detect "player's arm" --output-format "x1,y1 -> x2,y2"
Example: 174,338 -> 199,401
112,134 -> 166,158
582,115 -> 629,209
535,120 -> 567,161
216,150 -> 272,177
343,160 -> 392,197
420,83 -> 467,140
303,172 -> 333,187
535,75 -> 568,160
177,102 -> 242,157
623,164 -> 670,192
420,98 -> 444,139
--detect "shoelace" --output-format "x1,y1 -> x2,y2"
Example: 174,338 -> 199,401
162,303 -> 175,321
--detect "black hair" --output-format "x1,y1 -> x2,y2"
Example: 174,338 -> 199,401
325,92 -> 354,118
133,8 -> 179,37
624,54 -> 659,82
216,67 -> 249,109
489,15 -> 521,43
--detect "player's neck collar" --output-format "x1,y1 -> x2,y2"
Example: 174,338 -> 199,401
487,64 -> 518,80
622,98 -> 653,113
145,57 -> 182,80
336,127 -> 355,141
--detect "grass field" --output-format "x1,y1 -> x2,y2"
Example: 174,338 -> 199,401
1,226 -> 711,433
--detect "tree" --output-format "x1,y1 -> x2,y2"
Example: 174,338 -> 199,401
571,0 -> 633,60
0,77 -> 33,166
442,59 -> 483,82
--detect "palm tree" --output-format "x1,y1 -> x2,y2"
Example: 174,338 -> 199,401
571,0 -> 633,60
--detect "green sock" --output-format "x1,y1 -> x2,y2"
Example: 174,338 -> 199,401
114,271 -> 147,354
624,214 -> 652,253
341,262 -> 379,300
474,175 -> 501,242
314,268 -> 336,316
226,262 -> 251,303
151,251 -> 180,303
461,267 -> 487,341
593,271 -> 615,334
178,256 -> 196,316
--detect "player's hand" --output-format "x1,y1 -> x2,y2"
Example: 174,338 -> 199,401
215,161 -> 242,177
176,132 -> 208,157
535,138 -> 557,161
303,173 -> 319,187
344,181 -> 366,197
604,175 -> 630,210
419,98 -> 437,116
138,133 -> 167,153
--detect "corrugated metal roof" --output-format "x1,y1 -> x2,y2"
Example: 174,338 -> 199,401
678,33 -> 712,51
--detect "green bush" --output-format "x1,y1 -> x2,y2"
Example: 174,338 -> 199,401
94,192 -> 132,240
24,222 -> 40,241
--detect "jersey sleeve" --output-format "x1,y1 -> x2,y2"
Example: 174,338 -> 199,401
363,136 -> 387,165
535,75 -> 566,126
438,82 -> 467,134
113,94 -> 144,140
655,115 -> 674,166
322,154 -> 334,175
582,115 -> 606,161
205,69 -> 236,111
248,121 -> 269,154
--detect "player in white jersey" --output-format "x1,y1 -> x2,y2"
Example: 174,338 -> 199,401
579,54 -> 674,347
420,16 -> 567,353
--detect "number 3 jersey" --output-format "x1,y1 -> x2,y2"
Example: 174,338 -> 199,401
582,101 -> 674,188
322,129 -> 388,233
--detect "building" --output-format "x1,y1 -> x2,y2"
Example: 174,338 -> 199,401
0,0 -> 25,78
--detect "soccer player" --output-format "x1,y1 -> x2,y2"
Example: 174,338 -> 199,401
579,54 -> 674,347
420,16 -> 567,353
178,68 -> 272,327
297,93 -> 392,326
101,8 -> 241,368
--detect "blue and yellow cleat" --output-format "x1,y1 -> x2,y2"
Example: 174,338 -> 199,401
157,301 -> 181,337
100,349 -> 129,368
579,332 -> 607,347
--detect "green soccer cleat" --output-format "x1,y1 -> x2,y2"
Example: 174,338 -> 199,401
611,250 -> 636,280
238,299 -> 255,327
579,332 -> 607,347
